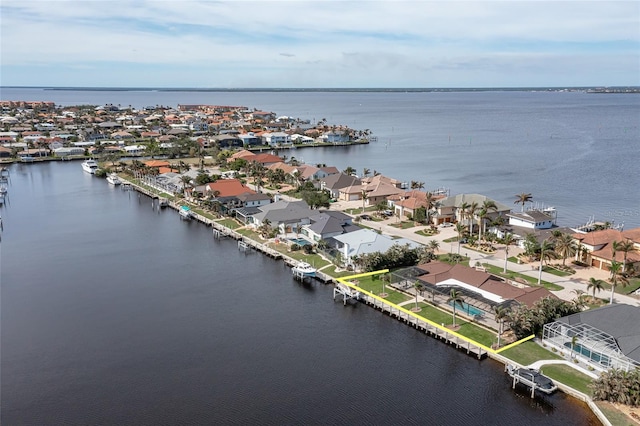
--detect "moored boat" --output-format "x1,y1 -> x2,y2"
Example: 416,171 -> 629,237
81,159 -> 99,174
506,365 -> 558,395
179,205 -> 193,220
292,261 -> 316,278
106,173 -> 121,185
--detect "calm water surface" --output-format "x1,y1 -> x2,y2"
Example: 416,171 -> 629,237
1,162 -> 599,424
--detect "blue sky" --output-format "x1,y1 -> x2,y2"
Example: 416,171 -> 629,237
1,1 -> 638,88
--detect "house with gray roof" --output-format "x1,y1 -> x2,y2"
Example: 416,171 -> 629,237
543,304 -> 640,372
251,200 -> 314,234
300,211 -> 359,242
329,229 -> 422,269
319,173 -> 361,199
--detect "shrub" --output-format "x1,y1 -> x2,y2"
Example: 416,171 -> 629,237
290,243 -> 301,251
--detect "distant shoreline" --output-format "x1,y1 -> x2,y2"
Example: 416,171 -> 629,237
2,86 -> 639,93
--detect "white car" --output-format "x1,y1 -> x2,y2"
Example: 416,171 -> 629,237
440,222 -> 453,228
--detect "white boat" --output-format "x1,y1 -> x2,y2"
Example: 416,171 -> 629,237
158,197 -> 169,208
179,205 -> 193,220
81,159 -> 99,174
292,261 -> 316,278
20,155 -> 35,163
106,173 -> 121,185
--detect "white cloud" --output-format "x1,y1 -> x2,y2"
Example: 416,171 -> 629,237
1,1 -> 638,86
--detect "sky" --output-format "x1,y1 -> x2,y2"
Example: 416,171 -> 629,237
1,1 -> 639,88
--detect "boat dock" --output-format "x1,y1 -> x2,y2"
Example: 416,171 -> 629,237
506,364 -> 558,398
337,280 -> 489,359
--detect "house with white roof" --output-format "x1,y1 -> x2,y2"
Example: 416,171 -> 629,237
262,132 -> 291,146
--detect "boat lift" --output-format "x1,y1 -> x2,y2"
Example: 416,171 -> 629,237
333,282 -> 361,305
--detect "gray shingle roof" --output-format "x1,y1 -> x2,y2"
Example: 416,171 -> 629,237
559,304 -> 640,362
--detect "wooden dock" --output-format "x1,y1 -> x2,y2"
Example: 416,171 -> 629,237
341,285 -> 488,359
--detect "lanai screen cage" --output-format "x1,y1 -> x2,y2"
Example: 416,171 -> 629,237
543,321 -> 640,372
391,267 -> 516,318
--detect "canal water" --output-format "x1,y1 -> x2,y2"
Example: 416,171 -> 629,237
1,161 -> 599,424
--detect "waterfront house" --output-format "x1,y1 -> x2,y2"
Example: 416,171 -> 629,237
54,147 -> 85,157
403,261 -> 556,315
329,229 -> 422,270
572,227 -> 640,270
251,200 -> 314,234
238,132 -> 261,146
435,194 -> 510,226
210,134 -> 243,149
543,304 -> 640,372
300,211 -> 359,243
507,210 -> 556,229
262,132 -> 292,146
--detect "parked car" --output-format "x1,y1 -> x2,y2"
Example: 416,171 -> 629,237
382,210 -> 393,217
359,214 -> 373,220
440,222 -> 453,228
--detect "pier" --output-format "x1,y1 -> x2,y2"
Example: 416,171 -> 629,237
335,278 -> 489,359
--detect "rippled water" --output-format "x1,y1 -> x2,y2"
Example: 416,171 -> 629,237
1,162 -> 599,424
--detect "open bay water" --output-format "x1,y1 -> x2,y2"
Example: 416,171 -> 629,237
1,161 -> 600,424
1,87 -> 639,228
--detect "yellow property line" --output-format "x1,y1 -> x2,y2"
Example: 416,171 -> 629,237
337,271 -> 534,354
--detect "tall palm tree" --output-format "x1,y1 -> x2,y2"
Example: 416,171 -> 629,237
514,193 -> 533,212
502,233 -> 515,273
608,261 -> 628,304
478,200 -> 497,240
554,233 -> 577,266
538,239 -> 557,285
494,306 -> 509,348
413,281 -> 423,310
343,166 -> 355,176
458,202 -> 470,229
362,168 -> 370,178
614,238 -> 635,272
424,192 -> 438,226
180,175 -> 192,195
454,223 -> 467,255
447,288 -> 465,327
467,201 -> 478,234
587,277 -> 605,299
360,189 -> 368,213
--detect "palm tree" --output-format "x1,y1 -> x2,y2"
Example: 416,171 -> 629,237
478,200 -> 497,240
502,233 -> 515,273
428,240 -> 440,255
608,260 -> 628,304
614,238 -> 636,272
587,277 -> 605,299
494,306 -> 509,348
413,281 -> 423,310
380,273 -> 390,298
454,223 -> 467,255
458,202 -> 470,230
514,193 -> 533,212
570,335 -> 579,359
554,233 -> 577,266
424,192 -> 438,226
360,189 -> 368,213
538,239 -> 557,285
180,175 -> 192,195
343,166 -> 355,176
467,201 -> 479,234
447,288 -> 465,327
362,167 -> 370,177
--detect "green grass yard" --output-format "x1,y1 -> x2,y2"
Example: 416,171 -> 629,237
540,364 -> 593,395
481,263 -> 564,291
500,341 -> 563,365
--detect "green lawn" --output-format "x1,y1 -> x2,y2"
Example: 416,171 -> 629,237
350,276 -> 412,305
217,218 -> 241,229
390,221 -> 417,230
599,278 -> 640,295
411,302 -> 496,347
415,229 -> 439,237
481,263 -> 564,291
540,364 -> 593,395
500,341 -> 563,365
541,265 -> 573,277
595,401 -> 637,426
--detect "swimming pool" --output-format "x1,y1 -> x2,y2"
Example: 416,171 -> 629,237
288,238 -> 311,247
448,301 -> 484,317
